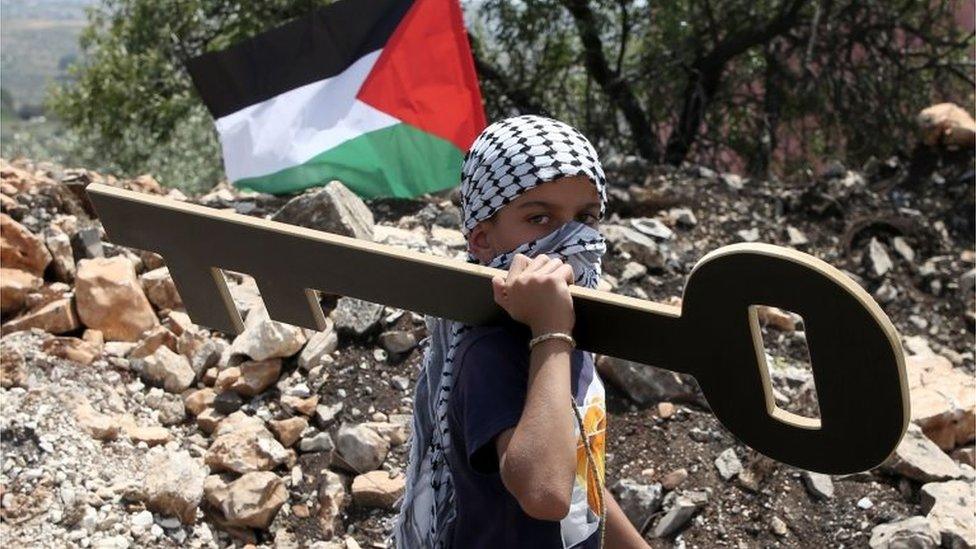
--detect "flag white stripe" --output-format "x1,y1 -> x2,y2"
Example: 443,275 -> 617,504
214,50 -> 400,182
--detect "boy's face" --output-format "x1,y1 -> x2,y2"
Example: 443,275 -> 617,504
467,174 -> 601,264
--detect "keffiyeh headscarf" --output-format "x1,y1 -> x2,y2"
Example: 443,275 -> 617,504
392,115 -> 609,548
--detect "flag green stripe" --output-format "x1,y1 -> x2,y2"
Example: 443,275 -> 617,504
232,122 -> 462,198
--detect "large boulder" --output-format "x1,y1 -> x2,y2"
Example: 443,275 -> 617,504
75,256 -> 159,341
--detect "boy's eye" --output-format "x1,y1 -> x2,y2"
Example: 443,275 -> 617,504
528,213 -> 599,225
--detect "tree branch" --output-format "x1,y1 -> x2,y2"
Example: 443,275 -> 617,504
664,0 -> 806,165
561,0 -> 660,162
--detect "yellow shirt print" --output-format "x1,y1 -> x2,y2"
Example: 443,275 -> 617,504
560,367 -> 607,548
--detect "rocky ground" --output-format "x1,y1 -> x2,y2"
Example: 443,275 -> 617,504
0,146 -> 973,549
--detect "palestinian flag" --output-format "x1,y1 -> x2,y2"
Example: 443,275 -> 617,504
186,0 -> 486,198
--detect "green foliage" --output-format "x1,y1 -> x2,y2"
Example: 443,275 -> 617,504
45,0 -> 332,192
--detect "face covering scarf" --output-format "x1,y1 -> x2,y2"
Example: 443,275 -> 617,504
392,115 -> 609,548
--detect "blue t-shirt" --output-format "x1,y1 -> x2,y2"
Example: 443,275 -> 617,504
445,319 -> 607,549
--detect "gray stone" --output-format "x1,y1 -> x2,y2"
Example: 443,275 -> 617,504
630,218 -> 673,240
299,432 -> 335,454
378,330 -> 417,354
43,226 -> 75,282
892,237 -> 915,263
138,345 -> 195,394
668,208 -> 697,227
332,298 -> 385,337
391,376 -> 410,391
271,180 -> 375,241
619,262 -> 647,283
721,173 -> 744,190
869,516 -> 940,549
336,422 -> 390,472
868,238 -> 894,277
801,470 -> 834,499
737,228 -> 760,242
143,449 -> 208,525
315,402 -> 344,428
298,320 -> 338,370
770,516 -> 788,537
920,480 -> 976,549
882,424 -> 963,483
786,226 -> 809,246
601,224 -> 665,269
612,478 -> 662,531
714,448 -> 743,481
596,355 -> 705,406
229,309 -> 306,361
651,490 -> 708,538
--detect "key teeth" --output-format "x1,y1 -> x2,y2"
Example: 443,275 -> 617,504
164,261 -> 245,336
255,279 -> 328,332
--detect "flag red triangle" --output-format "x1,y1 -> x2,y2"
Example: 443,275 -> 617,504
357,0 -> 487,152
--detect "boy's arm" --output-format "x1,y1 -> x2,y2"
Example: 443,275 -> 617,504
603,487 -> 652,548
495,337 -> 578,521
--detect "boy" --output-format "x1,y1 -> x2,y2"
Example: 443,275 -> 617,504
395,115 -> 650,549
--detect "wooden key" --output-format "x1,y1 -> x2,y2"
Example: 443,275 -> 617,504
84,182 -> 908,474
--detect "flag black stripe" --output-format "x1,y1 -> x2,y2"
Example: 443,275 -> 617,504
187,0 -> 415,119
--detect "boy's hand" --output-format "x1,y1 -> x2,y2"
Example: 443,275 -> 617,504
491,253 -> 576,336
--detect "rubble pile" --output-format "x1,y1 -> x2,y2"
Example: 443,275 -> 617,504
0,144 -> 973,548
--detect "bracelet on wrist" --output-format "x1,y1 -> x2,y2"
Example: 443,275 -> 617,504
528,331 -> 576,350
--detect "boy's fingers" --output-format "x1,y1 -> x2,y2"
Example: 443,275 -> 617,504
491,275 -> 506,302
537,257 -> 564,276
558,263 -> 575,285
524,254 -> 551,275
509,253 -> 530,279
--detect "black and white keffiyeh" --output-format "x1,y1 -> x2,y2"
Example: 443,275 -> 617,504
392,115 -> 608,548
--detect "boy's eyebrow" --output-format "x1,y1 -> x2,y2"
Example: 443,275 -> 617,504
516,200 -> 601,211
